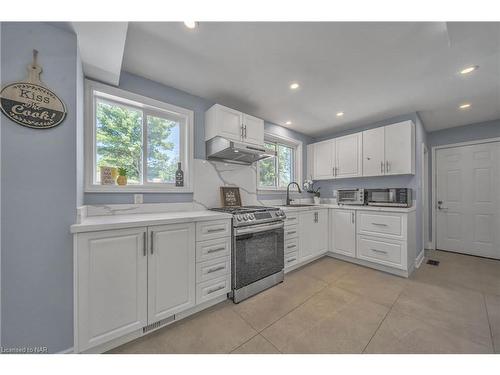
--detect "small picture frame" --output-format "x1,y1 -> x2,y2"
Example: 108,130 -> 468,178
220,187 -> 242,207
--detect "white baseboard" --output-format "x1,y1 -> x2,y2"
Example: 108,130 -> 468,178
425,241 -> 434,250
415,250 -> 425,269
57,347 -> 74,354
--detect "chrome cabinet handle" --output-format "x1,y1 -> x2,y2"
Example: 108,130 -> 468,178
207,227 -> 225,233
381,161 -> 384,173
150,231 -> 154,254
207,265 -> 225,274
351,212 -> 354,224
244,125 -> 247,138
287,257 -> 297,263
241,124 -> 244,138
143,232 -> 147,257
287,244 -> 297,249
371,248 -> 388,254
386,161 -> 390,172
287,230 -> 296,235
371,223 -> 388,226
207,285 -> 225,294
207,246 -> 226,254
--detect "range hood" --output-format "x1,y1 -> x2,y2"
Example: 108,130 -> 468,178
206,137 -> 276,165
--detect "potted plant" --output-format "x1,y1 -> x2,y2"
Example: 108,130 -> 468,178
303,179 -> 321,204
116,167 -> 128,186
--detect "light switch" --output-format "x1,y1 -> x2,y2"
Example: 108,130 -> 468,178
134,194 -> 143,204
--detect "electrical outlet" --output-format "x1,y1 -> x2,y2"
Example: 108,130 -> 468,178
134,194 -> 143,204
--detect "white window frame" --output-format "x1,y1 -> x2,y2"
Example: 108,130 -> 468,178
257,132 -> 303,192
84,80 -> 194,193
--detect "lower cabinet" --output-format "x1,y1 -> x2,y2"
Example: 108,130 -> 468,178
148,223 -> 196,323
75,227 -> 148,352
330,209 -> 356,257
299,209 -> 328,262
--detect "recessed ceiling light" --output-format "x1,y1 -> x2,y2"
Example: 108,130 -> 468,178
183,21 -> 197,29
285,121 -> 292,125
336,112 -> 344,117
289,82 -> 300,90
460,65 -> 479,75
459,103 -> 471,109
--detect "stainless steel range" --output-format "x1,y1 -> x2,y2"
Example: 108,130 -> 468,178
210,206 -> 286,303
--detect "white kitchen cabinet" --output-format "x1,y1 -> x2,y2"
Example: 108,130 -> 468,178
335,133 -> 363,178
299,209 -> 328,262
330,209 -> 356,257
205,103 -> 264,147
75,227 -> 148,352
148,223 -> 196,323
362,127 -> 385,176
313,140 -> 335,180
384,121 -> 415,175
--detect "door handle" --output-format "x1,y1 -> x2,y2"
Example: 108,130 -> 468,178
437,201 -> 448,210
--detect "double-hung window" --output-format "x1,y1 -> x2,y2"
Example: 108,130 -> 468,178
257,134 -> 302,190
85,80 -> 193,192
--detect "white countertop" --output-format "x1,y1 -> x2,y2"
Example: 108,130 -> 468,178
71,210 -> 232,233
277,204 -> 416,213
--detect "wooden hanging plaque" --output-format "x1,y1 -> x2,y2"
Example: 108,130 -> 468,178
0,50 -> 67,129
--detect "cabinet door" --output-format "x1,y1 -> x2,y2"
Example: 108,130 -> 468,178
216,104 -> 243,142
299,211 -> 315,261
243,113 -> 264,146
313,210 -> 329,256
384,121 -> 415,175
76,227 -> 147,352
335,133 -> 363,178
148,223 -> 195,323
331,209 -> 356,257
313,140 -> 335,180
362,127 -> 385,176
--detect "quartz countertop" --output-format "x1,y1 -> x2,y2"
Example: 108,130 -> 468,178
71,210 -> 232,233
276,204 -> 416,213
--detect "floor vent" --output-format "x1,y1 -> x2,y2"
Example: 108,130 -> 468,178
427,259 -> 440,266
143,315 -> 175,334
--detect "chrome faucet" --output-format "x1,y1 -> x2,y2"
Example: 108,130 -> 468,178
286,182 -> 302,206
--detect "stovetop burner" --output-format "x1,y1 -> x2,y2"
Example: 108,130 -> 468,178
210,205 -> 285,227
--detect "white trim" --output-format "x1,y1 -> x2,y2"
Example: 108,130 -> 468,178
415,249 -> 425,268
431,136 -> 500,250
256,132 -> 303,192
421,143 -> 429,253
84,79 -> 194,193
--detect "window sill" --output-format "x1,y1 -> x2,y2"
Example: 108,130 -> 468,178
85,184 -> 193,193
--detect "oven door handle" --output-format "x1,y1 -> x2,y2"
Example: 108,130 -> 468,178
235,221 -> 284,236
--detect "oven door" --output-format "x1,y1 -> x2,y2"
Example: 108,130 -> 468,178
233,221 -> 284,290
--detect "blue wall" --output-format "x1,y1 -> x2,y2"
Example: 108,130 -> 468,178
85,72 -> 313,205
1,22 -> 79,353
312,113 -> 428,257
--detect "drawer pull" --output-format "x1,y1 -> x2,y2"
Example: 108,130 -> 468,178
207,265 -> 225,274
287,244 -> 297,249
287,217 -> 297,221
371,248 -> 388,254
287,231 -> 296,235
371,223 -> 388,226
207,227 -> 225,233
207,285 -> 225,294
207,246 -> 226,254
286,257 -> 297,263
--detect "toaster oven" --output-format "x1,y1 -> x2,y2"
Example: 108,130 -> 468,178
337,188 -> 365,205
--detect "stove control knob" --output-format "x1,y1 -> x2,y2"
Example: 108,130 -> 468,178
249,213 -> 255,220
243,214 -> 249,221
236,215 -> 243,221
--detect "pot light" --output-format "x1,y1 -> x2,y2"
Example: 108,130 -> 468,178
460,65 -> 479,75
289,82 -> 300,90
459,103 -> 471,109
285,121 -> 292,125
183,21 -> 197,29
336,112 -> 344,117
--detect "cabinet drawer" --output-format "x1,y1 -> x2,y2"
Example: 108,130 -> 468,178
285,251 -> 299,268
196,219 -> 231,241
196,257 -> 230,283
285,238 -> 299,254
196,275 -> 230,304
357,235 -> 405,269
284,212 -> 299,225
284,224 -> 299,240
196,237 -> 231,262
357,211 -> 404,239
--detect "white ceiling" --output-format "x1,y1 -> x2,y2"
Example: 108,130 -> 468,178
120,22 -> 500,136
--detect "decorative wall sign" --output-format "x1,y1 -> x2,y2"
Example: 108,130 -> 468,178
0,50 -> 67,129
220,186 -> 242,207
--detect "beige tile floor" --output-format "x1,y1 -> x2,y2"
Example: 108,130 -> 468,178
109,250 -> 500,354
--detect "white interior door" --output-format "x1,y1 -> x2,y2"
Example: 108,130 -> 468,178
436,141 -> 500,259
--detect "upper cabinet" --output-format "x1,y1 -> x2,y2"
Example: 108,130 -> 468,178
362,120 -> 415,176
309,120 -> 415,180
311,132 -> 362,180
205,104 -> 264,147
